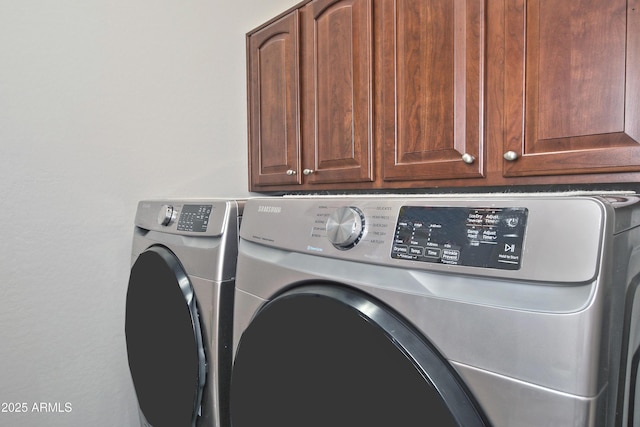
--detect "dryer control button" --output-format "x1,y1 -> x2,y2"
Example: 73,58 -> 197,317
326,207 -> 365,249
157,204 -> 177,226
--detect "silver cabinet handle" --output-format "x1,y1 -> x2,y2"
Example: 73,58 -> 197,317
303,169 -> 314,175
503,151 -> 519,161
286,169 -> 296,175
461,153 -> 475,164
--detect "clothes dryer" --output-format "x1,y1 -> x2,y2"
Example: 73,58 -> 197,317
231,194 -> 640,427
125,199 -> 243,427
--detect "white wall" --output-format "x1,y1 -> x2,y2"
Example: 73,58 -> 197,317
0,0 -> 296,425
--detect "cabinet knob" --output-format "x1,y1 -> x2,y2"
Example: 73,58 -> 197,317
286,169 -> 296,175
461,153 -> 475,164
303,169 -> 314,175
503,151 -> 519,161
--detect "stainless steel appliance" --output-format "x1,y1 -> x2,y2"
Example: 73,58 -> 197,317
230,194 -> 640,426
125,199 -> 243,427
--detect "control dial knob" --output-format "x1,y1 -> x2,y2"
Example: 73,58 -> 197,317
157,204 -> 177,226
326,206 -> 365,249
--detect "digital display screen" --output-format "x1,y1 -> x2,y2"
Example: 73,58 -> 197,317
391,206 -> 528,270
177,205 -> 213,233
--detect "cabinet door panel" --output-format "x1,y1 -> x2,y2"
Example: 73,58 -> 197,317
504,0 -> 640,177
248,12 -> 301,188
383,0 -> 485,181
628,0 -> 640,143
302,0 -> 374,184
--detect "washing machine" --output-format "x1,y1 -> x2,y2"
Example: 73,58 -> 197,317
125,199 -> 243,427
230,194 -> 640,427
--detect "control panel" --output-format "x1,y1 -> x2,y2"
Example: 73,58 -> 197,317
136,199 -> 243,237
156,204 -> 213,232
391,206 -> 528,270
240,196 -> 605,282
177,204 -> 213,233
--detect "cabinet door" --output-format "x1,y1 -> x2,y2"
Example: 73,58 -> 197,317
301,0 -> 374,184
248,12 -> 301,188
504,0 -> 640,177
382,0 -> 485,181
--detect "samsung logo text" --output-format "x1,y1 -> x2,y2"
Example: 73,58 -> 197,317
257,206 -> 282,214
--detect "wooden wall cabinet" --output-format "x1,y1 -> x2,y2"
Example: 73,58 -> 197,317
247,11 -> 301,187
247,0 -> 374,190
503,0 -> 640,178
247,0 -> 640,192
301,0 -> 375,185
381,0 -> 485,182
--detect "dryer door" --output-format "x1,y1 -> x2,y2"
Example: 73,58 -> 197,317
231,284 -> 490,427
125,246 -> 206,427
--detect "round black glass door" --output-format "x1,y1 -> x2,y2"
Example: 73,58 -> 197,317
231,285 -> 489,427
125,246 -> 206,427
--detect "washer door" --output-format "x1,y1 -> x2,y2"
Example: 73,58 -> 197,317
231,285 -> 490,427
125,246 -> 206,427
